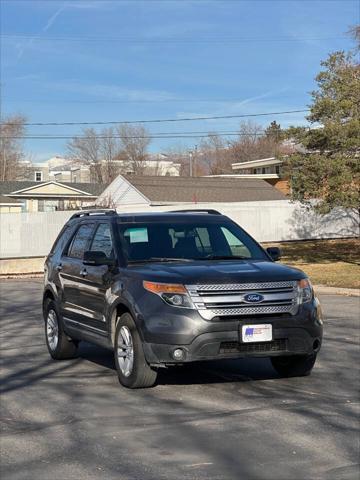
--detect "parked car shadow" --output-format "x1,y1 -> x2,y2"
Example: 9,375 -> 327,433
77,342 -> 279,387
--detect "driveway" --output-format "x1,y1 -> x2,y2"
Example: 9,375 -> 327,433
0,279 -> 359,480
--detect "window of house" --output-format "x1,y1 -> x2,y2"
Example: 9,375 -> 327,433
35,171 -> 43,182
275,165 -> 281,174
38,200 -> 45,212
67,223 -> 94,259
90,223 -> 114,258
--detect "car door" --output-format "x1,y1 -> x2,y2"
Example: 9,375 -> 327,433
59,222 -> 95,326
78,222 -> 116,333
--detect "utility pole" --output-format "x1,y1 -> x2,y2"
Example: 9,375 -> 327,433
189,144 -> 198,177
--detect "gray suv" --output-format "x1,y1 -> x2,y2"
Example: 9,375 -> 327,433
43,209 -> 323,388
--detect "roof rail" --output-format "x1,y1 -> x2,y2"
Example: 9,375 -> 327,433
169,209 -> 222,215
69,209 -> 117,220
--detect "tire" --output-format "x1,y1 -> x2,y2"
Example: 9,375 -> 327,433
44,300 -> 78,360
114,312 -> 157,389
271,353 -> 317,378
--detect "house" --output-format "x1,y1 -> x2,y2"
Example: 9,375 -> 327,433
231,157 -> 289,195
96,175 -> 286,208
0,195 -> 23,214
18,154 -> 181,184
0,181 -> 107,212
21,158 -> 92,183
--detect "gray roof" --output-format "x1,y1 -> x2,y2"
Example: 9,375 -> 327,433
0,195 -> 22,204
0,181 -> 107,197
123,175 -> 286,203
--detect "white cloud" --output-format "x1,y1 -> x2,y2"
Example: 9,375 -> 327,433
16,3 -> 67,60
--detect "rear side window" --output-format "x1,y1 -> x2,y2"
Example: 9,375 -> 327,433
50,226 -> 74,256
90,223 -> 114,258
67,223 -> 94,259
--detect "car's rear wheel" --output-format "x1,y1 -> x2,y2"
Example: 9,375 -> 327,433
45,300 -> 78,360
271,353 -> 317,377
114,313 -> 157,388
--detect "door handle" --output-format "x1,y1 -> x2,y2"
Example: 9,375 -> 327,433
56,264 -> 62,271
80,269 -> 88,277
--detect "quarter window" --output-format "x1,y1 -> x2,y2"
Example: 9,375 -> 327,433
90,223 -> 114,258
67,223 -> 94,259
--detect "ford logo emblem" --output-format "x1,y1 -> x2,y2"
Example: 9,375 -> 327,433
244,293 -> 264,303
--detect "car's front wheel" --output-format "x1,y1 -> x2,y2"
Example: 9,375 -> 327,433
45,300 -> 78,360
114,313 -> 157,388
271,353 -> 317,377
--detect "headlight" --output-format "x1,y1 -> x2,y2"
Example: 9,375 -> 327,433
143,281 -> 193,309
298,278 -> 313,304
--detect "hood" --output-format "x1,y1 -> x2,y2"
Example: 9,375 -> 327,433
128,259 -> 306,285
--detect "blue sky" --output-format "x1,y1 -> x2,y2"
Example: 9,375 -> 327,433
1,0 -> 358,162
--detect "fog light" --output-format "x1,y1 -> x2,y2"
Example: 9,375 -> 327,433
172,348 -> 185,361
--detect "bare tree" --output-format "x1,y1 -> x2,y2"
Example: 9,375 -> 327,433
116,124 -> 151,175
100,127 -> 121,182
67,128 -> 104,182
199,134 -> 231,174
0,115 -> 30,181
228,120 -> 285,165
67,127 -> 122,183
164,144 -> 189,176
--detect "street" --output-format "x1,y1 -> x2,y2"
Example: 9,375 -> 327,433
1,279 -> 359,480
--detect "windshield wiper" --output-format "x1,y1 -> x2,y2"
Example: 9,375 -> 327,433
195,255 -> 249,261
128,257 -> 193,264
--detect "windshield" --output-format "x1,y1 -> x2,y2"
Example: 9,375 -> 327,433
118,220 -> 268,263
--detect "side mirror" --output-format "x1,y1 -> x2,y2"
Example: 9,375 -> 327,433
266,247 -> 282,261
83,250 -> 115,266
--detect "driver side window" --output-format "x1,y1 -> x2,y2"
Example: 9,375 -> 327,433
90,223 -> 114,259
221,227 -> 251,258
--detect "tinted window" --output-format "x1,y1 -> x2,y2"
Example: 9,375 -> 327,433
90,223 -> 114,258
50,226 -> 74,256
221,227 -> 251,258
118,221 -> 267,262
67,223 -> 94,259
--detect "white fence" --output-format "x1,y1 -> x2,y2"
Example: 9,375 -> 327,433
0,201 -> 358,259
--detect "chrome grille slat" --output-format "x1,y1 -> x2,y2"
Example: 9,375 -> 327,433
188,281 -> 296,291
186,281 -> 299,319
211,305 -> 296,316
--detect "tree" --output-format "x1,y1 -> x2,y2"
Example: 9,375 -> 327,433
199,134 -> 231,175
116,124 -> 151,175
0,115 -> 29,181
284,36 -> 360,215
67,127 -> 125,183
265,121 -> 284,142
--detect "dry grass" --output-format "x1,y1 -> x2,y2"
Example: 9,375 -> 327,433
263,239 -> 360,289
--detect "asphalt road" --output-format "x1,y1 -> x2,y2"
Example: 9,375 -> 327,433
1,279 -> 359,480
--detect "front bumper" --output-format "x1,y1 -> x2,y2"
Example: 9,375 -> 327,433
139,298 -> 323,365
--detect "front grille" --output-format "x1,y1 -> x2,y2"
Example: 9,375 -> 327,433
219,339 -> 287,354
210,305 -> 295,316
186,281 -> 299,320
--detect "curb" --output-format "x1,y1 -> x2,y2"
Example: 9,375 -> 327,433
314,285 -> 360,297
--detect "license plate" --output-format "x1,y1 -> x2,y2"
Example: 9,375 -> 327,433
242,324 -> 272,343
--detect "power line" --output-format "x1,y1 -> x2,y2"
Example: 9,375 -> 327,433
2,133 -> 260,140
20,109 -> 309,126
1,129 -> 304,140
2,97 -> 297,104
1,33 -> 345,43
